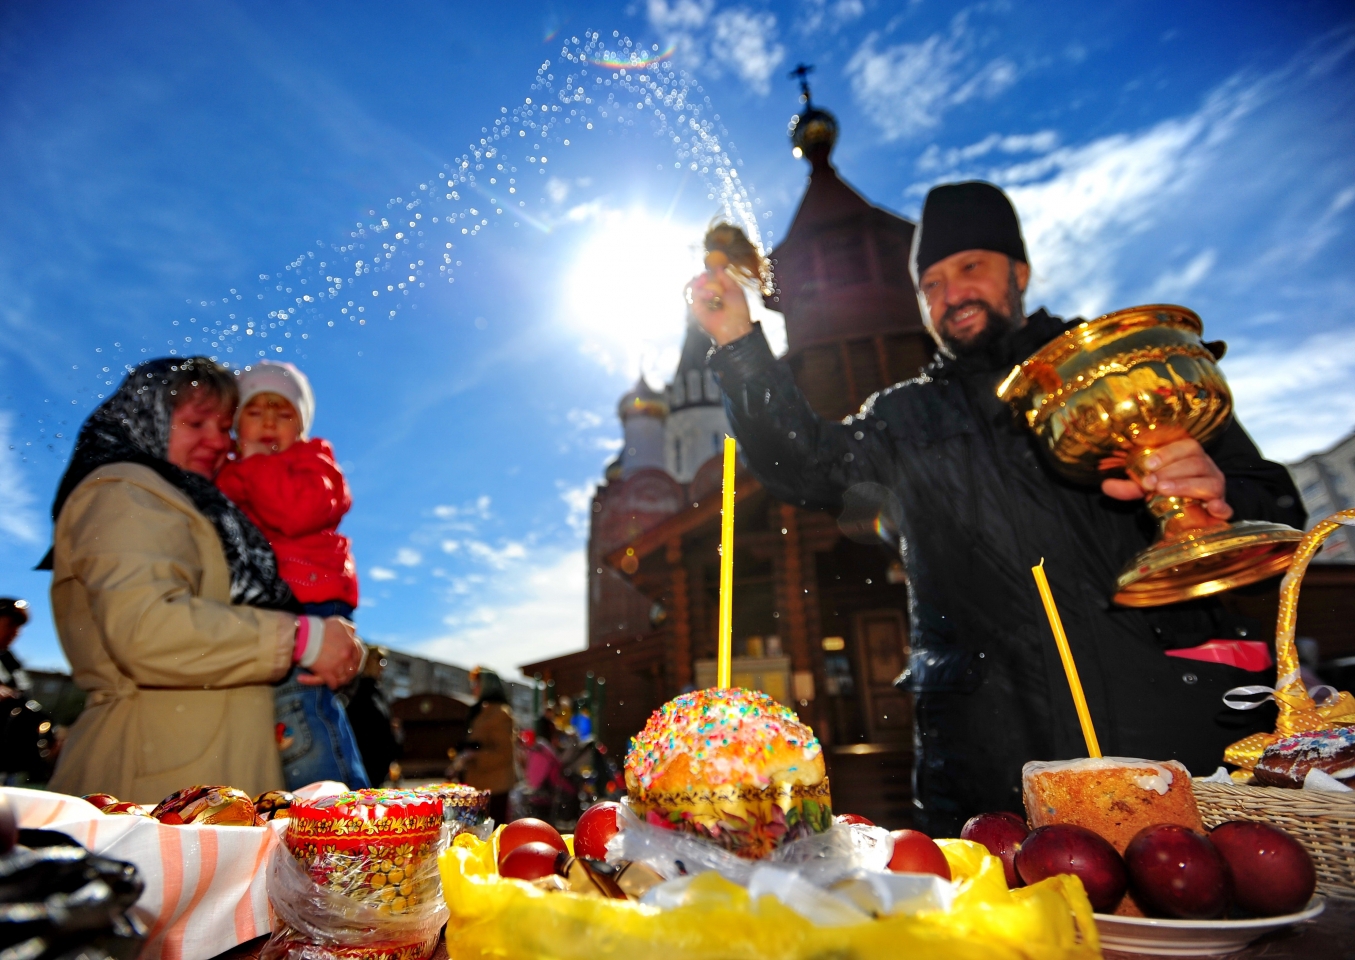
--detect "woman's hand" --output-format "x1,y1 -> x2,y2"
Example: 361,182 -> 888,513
687,267 -> 754,346
300,617 -> 365,690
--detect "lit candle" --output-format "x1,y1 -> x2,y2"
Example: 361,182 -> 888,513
718,436 -> 736,688
1032,559 -> 1102,758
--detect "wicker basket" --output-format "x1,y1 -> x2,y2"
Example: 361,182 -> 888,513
1199,507 -> 1355,900
1195,780 -> 1355,899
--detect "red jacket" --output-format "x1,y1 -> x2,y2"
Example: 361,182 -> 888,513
216,438 -> 359,607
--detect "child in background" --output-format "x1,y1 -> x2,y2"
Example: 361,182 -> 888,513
216,361 -> 370,789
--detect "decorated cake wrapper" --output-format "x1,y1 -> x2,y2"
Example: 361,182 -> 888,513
264,789 -> 448,960
629,779 -> 833,860
409,783 -> 490,832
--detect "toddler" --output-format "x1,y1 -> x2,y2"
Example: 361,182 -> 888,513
216,361 -> 370,789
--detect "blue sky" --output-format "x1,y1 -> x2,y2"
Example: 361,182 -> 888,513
2,0 -> 1352,680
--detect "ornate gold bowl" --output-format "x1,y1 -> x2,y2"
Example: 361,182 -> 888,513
997,304 -> 1302,606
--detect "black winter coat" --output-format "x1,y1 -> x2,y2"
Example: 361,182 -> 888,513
709,310 -> 1305,834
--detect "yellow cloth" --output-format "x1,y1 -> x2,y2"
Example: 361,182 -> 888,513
439,833 -> 1100,960
49,463 -> 294,803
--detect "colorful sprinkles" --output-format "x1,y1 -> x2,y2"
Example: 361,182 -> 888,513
626,687 -> 823,790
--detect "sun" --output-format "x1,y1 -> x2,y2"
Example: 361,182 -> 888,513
562,206 -> 785,380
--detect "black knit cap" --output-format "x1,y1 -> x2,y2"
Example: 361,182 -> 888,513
911,180 -> 1028,280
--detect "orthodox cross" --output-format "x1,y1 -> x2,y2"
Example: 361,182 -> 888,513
788,63 -> 815,105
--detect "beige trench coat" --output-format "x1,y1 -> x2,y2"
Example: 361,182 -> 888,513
48,463 -> 295,803
459,702 -> 517,795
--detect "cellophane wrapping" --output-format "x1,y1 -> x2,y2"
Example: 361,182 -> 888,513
263,790 -> 448,960
439,831 -> 1101,960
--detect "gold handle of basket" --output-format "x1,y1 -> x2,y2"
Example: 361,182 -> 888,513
1274,508 -> 1355,736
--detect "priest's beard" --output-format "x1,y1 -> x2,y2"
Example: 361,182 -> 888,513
936,264 -> 1026,357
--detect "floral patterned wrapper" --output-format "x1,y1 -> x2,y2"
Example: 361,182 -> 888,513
629,778 -> 833,860
273,789 -> 445,960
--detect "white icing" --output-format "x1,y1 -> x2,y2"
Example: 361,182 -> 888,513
1022,757 -> 1179,794
1133,774 -> 1171,795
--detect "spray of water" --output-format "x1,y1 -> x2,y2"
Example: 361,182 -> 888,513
12,30 -> 767,464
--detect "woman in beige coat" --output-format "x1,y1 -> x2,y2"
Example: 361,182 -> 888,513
44,357 -> 364,803
455,667 -> 517,824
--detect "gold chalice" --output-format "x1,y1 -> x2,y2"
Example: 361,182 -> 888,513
996,304 -> 1303,607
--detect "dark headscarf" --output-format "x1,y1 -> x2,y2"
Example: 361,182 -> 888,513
465,666 -> 509,732
911,180 -> 1029,280
41,357 -> 300,613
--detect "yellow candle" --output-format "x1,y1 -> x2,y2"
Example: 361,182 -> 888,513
1031,559 -> 1102,758
718,435 -> 736,688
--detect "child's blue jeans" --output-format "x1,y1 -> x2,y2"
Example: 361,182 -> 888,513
274,601 -> 372,790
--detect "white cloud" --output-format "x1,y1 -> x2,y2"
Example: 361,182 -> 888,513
797,0 -> 865,35
465,539 -> 528,570
1224,327 -> 1355,462
647,2 -> 785,95
1151,248 -> 1217,300
0,413 -> 40,543
708,9 -> 785,95
417,548 -> 587,681
394,547 -> 422,567
431,495 -> 492,521
559,481 -> 596,536
967,79 -> 1262,318
846,14 -> 1019,141
916,131 -> 1059,173
370,566 -> 398,582
647,0 -> 713,31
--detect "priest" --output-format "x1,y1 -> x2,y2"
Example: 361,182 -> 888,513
689,181 -> 1305,834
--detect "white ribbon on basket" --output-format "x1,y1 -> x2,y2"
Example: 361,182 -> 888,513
1222,670 -> 1339,712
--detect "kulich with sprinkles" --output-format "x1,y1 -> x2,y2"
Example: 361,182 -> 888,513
625,687 -> 832,859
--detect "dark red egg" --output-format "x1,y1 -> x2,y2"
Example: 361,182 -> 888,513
498,842 -> 564,881
961,812 -> 1030,887
1125,824 -> 1231,920
1210,820 -> 1315,917
498,818 -> 566,864
1015,824 -> 1127,912
572,802 -> 622,861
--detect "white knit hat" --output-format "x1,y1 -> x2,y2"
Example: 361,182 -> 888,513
235,361 -> 316,439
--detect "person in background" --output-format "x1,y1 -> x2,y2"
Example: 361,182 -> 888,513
44,357 -> 363,801
216,360 -> 369,790
342,646 -> 402,786
0,599 -> 32,701
0,598 -> 52,784
453,666 -> 516,824
516,716 -> 573,823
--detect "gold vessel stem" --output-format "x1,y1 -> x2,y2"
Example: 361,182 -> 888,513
1126,446 -> 1230,540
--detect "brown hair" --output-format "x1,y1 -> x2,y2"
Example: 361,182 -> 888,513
167,356 -> 238,411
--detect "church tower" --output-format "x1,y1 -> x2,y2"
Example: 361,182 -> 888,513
664,314 -> 730,483
766,72 -> 933,420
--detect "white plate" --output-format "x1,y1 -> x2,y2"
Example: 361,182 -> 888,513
1093,896 -> 1324,956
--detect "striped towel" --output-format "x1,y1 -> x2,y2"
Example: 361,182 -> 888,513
4,787 -> 280,960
